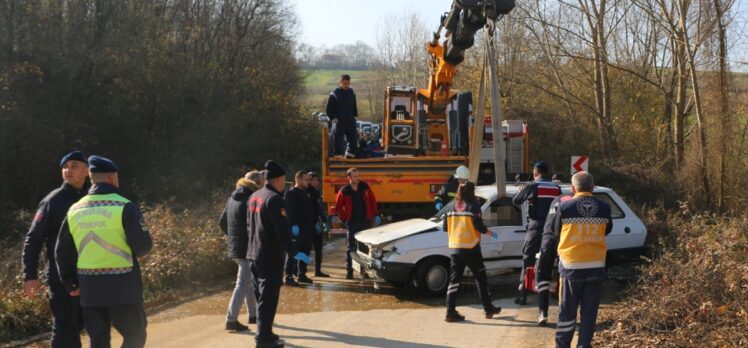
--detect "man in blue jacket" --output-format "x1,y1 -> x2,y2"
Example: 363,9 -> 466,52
325,74 -> 359,158
22,151 -> 89,348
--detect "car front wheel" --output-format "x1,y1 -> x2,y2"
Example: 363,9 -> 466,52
416,258 -> 450,296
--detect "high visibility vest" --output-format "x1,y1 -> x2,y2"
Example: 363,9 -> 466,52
557,193 -> 608,270
67,193 -> 134,275
446,210 -> 481,249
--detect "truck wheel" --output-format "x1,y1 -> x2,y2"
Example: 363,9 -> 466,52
416,258 -> 450,296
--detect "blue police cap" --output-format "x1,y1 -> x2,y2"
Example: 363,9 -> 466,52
60,151 -> 87,168
88,155 -> 119,173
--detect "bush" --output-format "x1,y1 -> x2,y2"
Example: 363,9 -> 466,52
595,214 -> 748,347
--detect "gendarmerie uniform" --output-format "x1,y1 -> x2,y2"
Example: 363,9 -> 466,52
55,156 -> 152,348
22,151 -> 88,348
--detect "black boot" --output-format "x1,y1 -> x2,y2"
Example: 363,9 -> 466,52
514,290 -> 528,305
444,310 -> 465,322
225,321 -> 249,332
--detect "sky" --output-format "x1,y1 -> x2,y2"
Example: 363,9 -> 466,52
293,0 -> 453,48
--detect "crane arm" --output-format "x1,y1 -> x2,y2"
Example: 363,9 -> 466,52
425,0 -> 515,114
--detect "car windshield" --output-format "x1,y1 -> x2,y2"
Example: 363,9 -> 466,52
432,196 -> 488,221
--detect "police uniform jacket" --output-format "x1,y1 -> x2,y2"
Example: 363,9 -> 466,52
512,178 -> 562,240
219,180 -> 260,259
23,182 -> 89,286
442,200 -> 489,254
544,192 -> 612,280
246,184 -> 295,266
55,183 -> 153,307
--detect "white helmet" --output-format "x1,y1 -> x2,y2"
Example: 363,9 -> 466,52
454,165 -> 470,180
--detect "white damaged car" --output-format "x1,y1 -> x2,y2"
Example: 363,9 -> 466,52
351,184 -> 647,295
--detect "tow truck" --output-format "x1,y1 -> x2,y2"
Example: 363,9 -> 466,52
318,0 -> 520,223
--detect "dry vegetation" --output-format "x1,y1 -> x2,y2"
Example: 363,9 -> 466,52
595,212 -> 748,347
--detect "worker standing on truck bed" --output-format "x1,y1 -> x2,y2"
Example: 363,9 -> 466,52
512,162 -> 562,320
434,165 -> 470,211
325,74 -> 359,158
541,172 -> 611,348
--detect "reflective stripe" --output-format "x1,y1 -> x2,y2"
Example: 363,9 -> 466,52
446,211 -> 474,217
557,319 -> 576,327
537,281 -> 550,286
560,260 -> 606,269
557,325 -> 576,332
78,232 -> 133,261
448,283 -> 460,290
537,286 -> 549,292
447,288 -> 459,294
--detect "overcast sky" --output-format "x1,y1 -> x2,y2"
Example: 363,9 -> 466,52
293,0 -> 453,48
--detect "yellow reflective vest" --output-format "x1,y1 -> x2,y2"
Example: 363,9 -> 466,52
445,202 -> 485,249
67,193 -> 134,275
556,192 -> 610,271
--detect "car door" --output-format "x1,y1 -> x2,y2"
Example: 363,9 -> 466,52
593,191 -> 646,251
480,197 -> 526,274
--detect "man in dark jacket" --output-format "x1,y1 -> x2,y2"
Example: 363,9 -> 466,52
219,172 -> 262,332
325,74 -> 358,158
247,160 -> 309,348
512,161 -> 561,310
55,155 -> 153,348
334,168 -> 381,279
307,172 -> 329,278
283,171 -> 316,285
22,151 -> 88,348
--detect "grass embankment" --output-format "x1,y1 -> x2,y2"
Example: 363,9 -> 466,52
594,211 -> 748,347
0,199 -> 233,344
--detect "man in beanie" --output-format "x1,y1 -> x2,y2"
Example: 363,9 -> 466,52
22,151 -> 89,348
512,161 -> 562,325
55,155 -> 153,348
247,160 -> 310,348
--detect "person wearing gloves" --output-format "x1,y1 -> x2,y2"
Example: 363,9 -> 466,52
434,165 -> 470,212
283,171 -> 316,285
247,160 -> 309,348
334,167 -> 381,280
442,182 -> 502,323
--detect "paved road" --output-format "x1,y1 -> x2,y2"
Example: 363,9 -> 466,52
25,239 -> 584,347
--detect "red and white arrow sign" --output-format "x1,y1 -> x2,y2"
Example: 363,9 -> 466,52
571,156 -> 589,175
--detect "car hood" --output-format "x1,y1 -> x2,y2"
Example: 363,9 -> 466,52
355,218 -> 441,246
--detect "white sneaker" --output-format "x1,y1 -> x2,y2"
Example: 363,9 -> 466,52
344,151 -> 355,158
538,312 -> 548,326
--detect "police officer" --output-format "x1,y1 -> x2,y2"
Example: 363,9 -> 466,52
512,161 -> 561,312
22,151 -> 88,348
55,155 -> 153,348
434,165 -> 469,212
284,171 -> 315,285
307,172 -> 330,278
541,172 -> 611,348
326,74 -> 359,158
247,160 -> 310,348
442,182 -> 501,322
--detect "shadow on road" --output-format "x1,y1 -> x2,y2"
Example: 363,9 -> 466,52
274,324 -> 451,348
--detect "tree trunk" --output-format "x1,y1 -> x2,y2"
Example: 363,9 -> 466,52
714,0 -> 730,212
